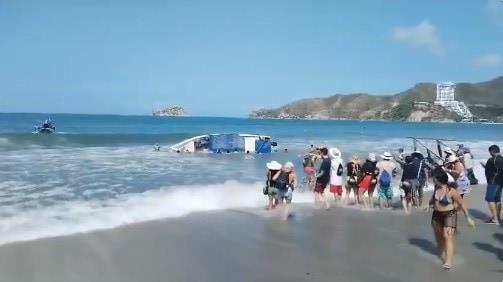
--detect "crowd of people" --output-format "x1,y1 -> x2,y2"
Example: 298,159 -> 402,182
263,143 -> 503,270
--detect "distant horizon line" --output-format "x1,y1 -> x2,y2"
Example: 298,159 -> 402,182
0,112 -> 247,118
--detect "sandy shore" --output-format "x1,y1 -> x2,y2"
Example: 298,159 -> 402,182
0,185 -> 501,282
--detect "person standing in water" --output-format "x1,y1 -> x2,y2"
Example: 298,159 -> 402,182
303,152 -> 316,191
329,148 -> 344,202
358,153 -> 379,208
461,147 -> 478,185
345,156 -> 361,205
411,151 -> 428,208
376,152 -> 397,209
429,166 -> 475,270
445,155 -> 471,198
481,145 -> 503,224
400,156 -> 420,214
314,147 -> 331,209
272,162 -> 297,220
265,161 -> 282,210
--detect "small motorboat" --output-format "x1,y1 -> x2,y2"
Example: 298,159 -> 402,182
33,119 -> 56,134
170,133 -> 277,154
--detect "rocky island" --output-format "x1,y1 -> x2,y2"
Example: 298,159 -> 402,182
152,106 -> 188,117
250,76 -> 503,122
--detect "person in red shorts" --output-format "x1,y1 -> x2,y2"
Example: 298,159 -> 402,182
329,147 -> 344,202
358,153 -> 379,208
314,147 -> 331,209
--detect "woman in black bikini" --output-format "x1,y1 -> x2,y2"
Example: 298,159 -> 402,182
429,167 -> 475,270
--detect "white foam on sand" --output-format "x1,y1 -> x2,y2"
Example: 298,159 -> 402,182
0,180 -> 314,246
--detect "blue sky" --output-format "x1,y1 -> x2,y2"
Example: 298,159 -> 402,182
0,0 -> 502,116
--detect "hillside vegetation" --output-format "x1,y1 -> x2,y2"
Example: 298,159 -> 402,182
250,77 -> 503,121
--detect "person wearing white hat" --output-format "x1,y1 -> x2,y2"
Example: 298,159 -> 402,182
265,161 -> 282,210
445,155 -> 471,198
329,148 -> 344,202
376,152 -> 398,209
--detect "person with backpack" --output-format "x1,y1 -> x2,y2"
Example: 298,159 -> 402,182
376,152 -> 397,209
329,147 -> 344,202
272,162 -> 297,220
265,161 -> 282,210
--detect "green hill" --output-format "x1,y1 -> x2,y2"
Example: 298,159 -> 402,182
250,76 -> 503,121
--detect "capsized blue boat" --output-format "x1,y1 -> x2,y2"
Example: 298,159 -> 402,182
170,133 -> 276,154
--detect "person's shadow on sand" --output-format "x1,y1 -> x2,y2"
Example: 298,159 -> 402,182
473,233 -> 503,261
408,238 -> 438,256
468,208 -> 490,222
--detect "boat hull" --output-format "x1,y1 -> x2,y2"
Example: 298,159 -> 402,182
170,134 -> 274,154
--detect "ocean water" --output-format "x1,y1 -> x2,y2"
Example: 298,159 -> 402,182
1,113 -> 503,245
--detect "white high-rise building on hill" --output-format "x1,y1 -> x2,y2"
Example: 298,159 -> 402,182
434,82 -> 473,119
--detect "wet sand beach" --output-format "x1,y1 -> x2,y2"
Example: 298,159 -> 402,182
0,185 -> 501,282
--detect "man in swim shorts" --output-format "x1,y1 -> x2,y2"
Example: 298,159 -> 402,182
376,152 -> 397,209
400,155 -> 420,214
482,145 -> 503,224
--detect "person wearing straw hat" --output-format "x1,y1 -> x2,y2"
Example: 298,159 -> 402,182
329,148 -> 344,202
265,161 -> 282,210
376,152 -> 397,209
345,155 -> 362,205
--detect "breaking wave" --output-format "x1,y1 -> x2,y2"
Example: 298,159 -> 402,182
0,181 -> 313,246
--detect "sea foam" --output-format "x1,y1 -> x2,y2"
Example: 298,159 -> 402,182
0,181 -> 313,246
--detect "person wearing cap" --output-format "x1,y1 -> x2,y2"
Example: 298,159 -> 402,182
358,153 -> 379,208
314,147 -> 331,209
265,161 -> 282,210
445,155 -> 471,198
272,162 -> 297,220
329,148 -> 344,202
376,152 -> 398,209
443,147 -> 455,164
345,155 -> 362,205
